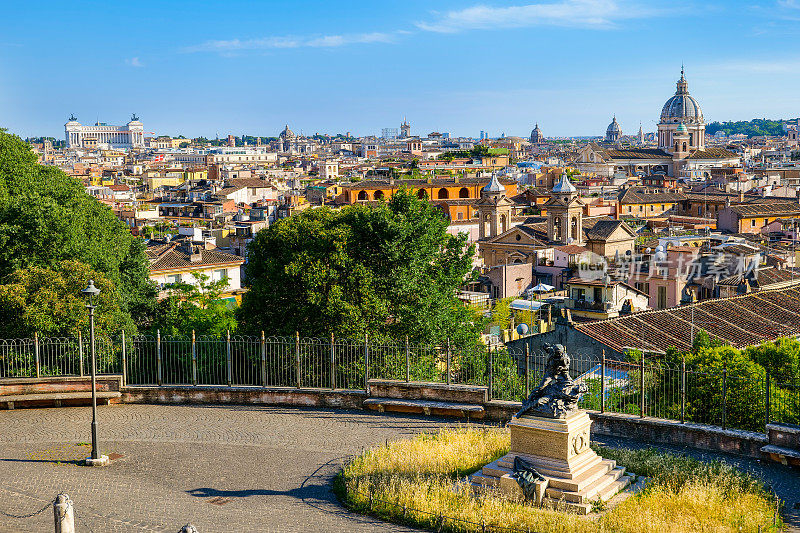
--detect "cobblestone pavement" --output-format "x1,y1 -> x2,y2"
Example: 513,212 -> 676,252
0,404 -> 476,533
1,405 -> 798,532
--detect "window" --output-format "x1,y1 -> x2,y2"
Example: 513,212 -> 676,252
571,288 -> 585,301
417,189 -> 427,199
437,188 -> 449,199
751,219 -> 756,227
214,269 -> 228,281
657,286 -> 667,309
166,274 -> 181,284
457,212 -> 463,220
459,187 -> 469,198
357,190 -> 368,201
373,190 -> 384,200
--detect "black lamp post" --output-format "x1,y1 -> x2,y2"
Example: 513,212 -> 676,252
81,280 -> 105,465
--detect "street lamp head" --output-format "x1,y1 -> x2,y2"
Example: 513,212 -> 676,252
82,280 -> 100,306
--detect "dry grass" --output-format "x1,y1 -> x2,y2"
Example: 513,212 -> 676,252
337,427 -> 782,533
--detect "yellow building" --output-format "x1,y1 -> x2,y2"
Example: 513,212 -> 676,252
617,187 -> 686,219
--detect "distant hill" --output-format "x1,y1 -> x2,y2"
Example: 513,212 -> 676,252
706,118 -> 794,138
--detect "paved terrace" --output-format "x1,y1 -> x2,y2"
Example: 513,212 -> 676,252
0,405 -> 797,532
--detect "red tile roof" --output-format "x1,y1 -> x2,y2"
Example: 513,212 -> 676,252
575,286 -> 800,353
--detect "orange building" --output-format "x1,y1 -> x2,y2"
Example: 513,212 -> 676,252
341,177 -> 519,221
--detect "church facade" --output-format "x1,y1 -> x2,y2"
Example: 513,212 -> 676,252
576,69 -> 739,178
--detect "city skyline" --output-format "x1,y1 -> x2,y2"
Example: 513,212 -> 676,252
2,0 -> 800,139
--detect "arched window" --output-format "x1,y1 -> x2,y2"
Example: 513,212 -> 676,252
483,214 -> 491,237
417,189 -> 427,199
675,142 -> 679,152
357,190 -> 368,201
500,214 -> 507,233
459,187 -> 469,198
682,142 -> 687,152
571,216 -> 579,240
437,188 -> 449,199
373,190 -> 384,200
553,218 -> 562,241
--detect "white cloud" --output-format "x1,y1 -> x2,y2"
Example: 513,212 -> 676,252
126,57 -> 144,67
416,0 -> 661,33
778,0 -> 800,8
185,31 -> 399,53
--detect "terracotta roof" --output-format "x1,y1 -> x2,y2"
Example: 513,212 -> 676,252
590,143 -> 672,160
555,244 -> 590,254
585,219 -> 634,241
728,202 -> 800,217
717,267 -> 800,288
148,243 -> 244,272
575,286 -> 800,353
618,187 -> 686,205
686,147 -> 739,160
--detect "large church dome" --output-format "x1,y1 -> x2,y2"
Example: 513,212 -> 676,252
660,69 -> 703,123
606,117 -> 621,135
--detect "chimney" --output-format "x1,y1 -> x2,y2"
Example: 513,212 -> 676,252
738,190 -> 745,203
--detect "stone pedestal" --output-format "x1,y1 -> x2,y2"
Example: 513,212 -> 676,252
471,410 -> 630,514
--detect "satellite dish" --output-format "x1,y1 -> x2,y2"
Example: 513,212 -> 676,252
516,323 -> 530,336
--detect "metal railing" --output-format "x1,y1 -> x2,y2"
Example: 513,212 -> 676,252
1,332 -> 798,433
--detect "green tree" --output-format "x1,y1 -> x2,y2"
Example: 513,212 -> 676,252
686,345 -> 766,431
0,130 -> 157,325
745,338 -> 800,383
239,189 -> 480,345
151,272 -> 236,335
0,260 -> 135,339
490,298 -> 512,330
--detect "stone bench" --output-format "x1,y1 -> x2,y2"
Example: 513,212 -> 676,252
363,397 -> 484,419
2,391 -> 122,409
0,375 -> 123,409
368,379 -> 488,404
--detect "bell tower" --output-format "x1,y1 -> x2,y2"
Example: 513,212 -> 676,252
545,174 -> 584,245
476,175 -> 513,240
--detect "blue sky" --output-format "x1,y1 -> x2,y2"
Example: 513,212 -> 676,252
1,0 -> 799,139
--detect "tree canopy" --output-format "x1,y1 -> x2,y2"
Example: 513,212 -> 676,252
705,119 -> 788,138
0,130 -> 156,327
150,272 -> 237,336
238,189 -> 480,344
0,260 -> 135,339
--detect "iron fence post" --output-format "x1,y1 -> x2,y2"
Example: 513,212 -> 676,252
121,330 -> 127,387
156,329 -> 163,386
680,357 -> 686,424
405,336 -> 410,383
446,338 -> 452,386
330,332 -> 335,390
34,331 -> 40,378
364,333 -> 370,394
226,330 -> 232,387
488,346 -> 493,401
524,342 -> 530,398
191,330 -> 198,386
295,331 -> 301,389
639,355 -> 645,418
765,370 -> 771,428
78,330 -> 85,377
721,367 -> 728,430
261,331 -> 267,388
600,349 -> 606,413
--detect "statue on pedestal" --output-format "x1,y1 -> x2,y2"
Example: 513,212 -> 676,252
517,343 -> 587,419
